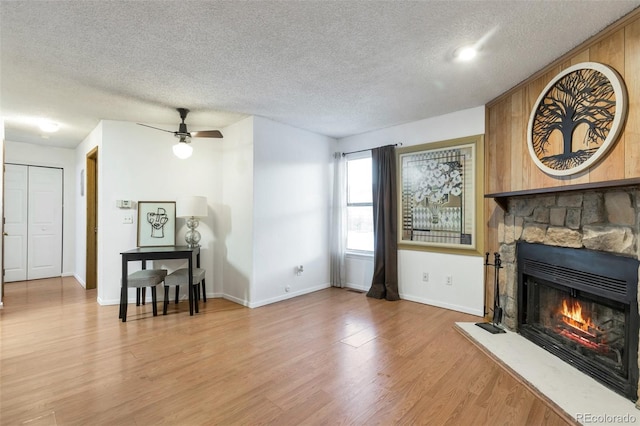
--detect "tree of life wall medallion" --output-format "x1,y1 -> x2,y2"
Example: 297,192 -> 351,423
527,62 -> 627,176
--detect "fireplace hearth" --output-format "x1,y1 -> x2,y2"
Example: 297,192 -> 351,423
517,242 -> 639,401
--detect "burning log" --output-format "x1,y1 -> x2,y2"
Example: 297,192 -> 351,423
554,298 -> 613,354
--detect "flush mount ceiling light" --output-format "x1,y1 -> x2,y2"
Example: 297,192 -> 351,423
4,115 -> 62,135
453,27 -> 497,63
38,120 -> 60,133
455,45 -> 478,62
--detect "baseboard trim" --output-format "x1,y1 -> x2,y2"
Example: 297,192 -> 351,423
400,293 -> 484,317
73,274 -> 86,288
246,283 -> 331,309
345,283 -> 368,292
222,294 -> 250,307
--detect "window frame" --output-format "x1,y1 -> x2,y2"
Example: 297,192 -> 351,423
345,151 -> 374,255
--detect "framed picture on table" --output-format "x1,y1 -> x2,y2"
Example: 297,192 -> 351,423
137,201 -> 176,247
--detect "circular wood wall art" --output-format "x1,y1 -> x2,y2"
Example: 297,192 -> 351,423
527,62 -> 627,176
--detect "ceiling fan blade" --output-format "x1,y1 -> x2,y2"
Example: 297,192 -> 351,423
191,130 -> 223,138
137,123 -> 174,133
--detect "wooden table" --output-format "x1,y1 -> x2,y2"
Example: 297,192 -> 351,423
119,246 -> 200,322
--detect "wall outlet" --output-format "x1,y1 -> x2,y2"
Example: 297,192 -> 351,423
123,214 -> 134,224
422,272 -> 429,282
445,276 -> 453,286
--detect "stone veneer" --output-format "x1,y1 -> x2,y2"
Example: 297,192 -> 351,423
496,188 -> 640,331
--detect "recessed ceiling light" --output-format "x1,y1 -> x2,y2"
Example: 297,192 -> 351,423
455,46 -> 477,62
38,120 -> 60,133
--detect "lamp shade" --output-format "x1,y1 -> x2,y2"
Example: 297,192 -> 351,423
176,196 -> 208,218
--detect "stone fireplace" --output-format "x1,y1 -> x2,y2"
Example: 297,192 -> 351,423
495,187 -> 640,402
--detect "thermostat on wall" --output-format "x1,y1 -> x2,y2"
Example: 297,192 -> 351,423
116,200 -> 132,209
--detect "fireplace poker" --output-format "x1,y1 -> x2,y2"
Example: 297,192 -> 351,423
492,252 -> 504,326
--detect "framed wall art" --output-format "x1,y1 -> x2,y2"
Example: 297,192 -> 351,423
397,135 -> 483,255
137,201 -> 176,247
527,62 -> 627,176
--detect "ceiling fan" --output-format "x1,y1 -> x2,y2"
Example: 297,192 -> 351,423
137,108 -> 223,159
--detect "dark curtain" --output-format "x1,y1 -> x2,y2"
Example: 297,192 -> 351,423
366,145 -> 399,301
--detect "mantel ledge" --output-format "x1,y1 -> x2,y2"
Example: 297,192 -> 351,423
485,178 -> 640,211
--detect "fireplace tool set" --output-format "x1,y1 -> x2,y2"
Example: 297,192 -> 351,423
476,252 -> 506,334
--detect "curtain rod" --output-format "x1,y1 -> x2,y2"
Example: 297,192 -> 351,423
341,143 -> 402,157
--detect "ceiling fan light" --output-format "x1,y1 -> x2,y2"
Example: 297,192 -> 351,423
173,141 -> 193,159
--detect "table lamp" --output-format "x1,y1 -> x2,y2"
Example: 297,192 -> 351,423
176,196 -> 208,248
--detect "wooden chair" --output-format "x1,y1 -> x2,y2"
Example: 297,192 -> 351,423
119,269 -> 167,322
163,268 -> 206,315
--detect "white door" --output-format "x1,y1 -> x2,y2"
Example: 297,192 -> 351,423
3,165 -> 63,282
27,166 -> 63,280
4,165 -> 28,282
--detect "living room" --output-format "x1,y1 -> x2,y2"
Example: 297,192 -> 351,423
3,2 -> 640,424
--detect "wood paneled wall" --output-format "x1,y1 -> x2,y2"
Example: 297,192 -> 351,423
487,11 -> 640,196
483,8 -> 640,316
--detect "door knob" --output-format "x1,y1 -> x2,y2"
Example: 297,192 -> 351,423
3,232 -> 7,236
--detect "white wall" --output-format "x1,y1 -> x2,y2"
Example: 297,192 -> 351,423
344,253 -> 374,292
75,120 -> 224,304
338,106 -> 485,316
68,116 -> 333,310
250,116 -> 335,307
5,140 -> 77,278
220,117 -> 255,306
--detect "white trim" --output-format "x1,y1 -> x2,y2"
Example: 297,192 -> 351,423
345,250 -> 373,258
223,294 -> 250,307
73,273 -> 86,288
247,283 -> 331,308
345,283 -> 369,292
400,293 -> 484,317
96,296 -> 114,305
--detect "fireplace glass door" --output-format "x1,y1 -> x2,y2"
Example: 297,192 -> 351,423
517,242 -> 639,401
523,277 -> 628,381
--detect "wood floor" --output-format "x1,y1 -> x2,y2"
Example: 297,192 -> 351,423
0,277 -> 569,425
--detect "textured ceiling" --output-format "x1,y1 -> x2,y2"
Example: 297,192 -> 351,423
1,1 -> 639,148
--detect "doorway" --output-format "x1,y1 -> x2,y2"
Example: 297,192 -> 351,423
85,148 -> 98,290
4,164 -> 63,282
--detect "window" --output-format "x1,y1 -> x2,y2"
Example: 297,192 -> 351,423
346,154 -> 373,252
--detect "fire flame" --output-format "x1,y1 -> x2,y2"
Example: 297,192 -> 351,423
560,299 -> 595,335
